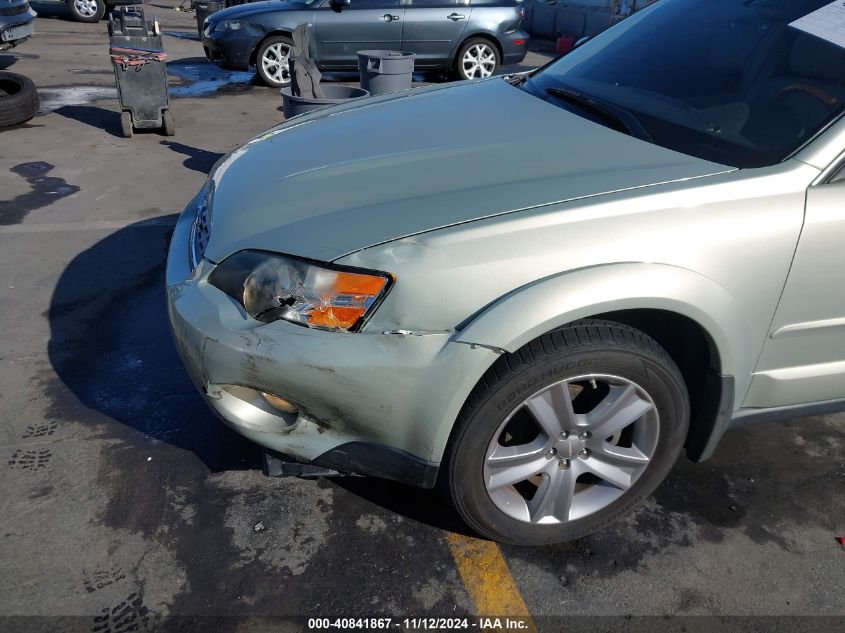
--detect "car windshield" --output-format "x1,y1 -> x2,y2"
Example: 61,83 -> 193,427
522,0 -> 845,168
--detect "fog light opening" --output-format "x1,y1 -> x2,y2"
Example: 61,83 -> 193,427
261,392 -> 299,414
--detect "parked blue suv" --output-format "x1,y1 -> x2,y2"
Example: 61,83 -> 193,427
202,0 -> 529,87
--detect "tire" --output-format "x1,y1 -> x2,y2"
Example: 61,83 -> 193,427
162,109 -> 175,136
120,110 -> 133,138
255,35 -> 293,88
0,72 -> 39,128
455,38 -> 500,81
443,319 -> 689,546
67,0 -> 105,22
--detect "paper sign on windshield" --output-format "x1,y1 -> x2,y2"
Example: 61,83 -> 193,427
790,1 -> 845,49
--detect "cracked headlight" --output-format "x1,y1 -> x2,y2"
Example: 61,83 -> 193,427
208,251 -> 393,332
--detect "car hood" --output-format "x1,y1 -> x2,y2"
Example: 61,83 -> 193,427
207,0 -> 294,23
205,79 -> 732,263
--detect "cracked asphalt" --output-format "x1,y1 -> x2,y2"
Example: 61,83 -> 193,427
1,5 -> 844,633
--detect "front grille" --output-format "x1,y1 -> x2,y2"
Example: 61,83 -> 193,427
189,197 -> 211,269
0,3 -> 29,16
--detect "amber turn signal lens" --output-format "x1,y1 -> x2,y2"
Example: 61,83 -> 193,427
304,271 -> 389,330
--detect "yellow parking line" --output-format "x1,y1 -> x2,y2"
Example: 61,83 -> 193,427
445,533 -> 536,632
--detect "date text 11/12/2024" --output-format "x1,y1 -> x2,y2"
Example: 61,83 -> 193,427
307,617 -> 531,631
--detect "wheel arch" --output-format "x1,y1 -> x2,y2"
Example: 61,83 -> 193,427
452,31 -> 504,70
249,29 -> 294,67
449,263 -> 751,463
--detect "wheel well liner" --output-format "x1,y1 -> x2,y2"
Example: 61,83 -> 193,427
586,309 -> 724,462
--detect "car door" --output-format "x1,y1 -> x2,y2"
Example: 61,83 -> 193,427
745,166 -> 845,408
400,0 -> 470,67
313,0 -> 405,69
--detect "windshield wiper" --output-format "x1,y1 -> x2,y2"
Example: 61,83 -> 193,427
545,86 -> 652,142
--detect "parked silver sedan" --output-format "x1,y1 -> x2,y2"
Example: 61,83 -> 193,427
168,0 -> 845,545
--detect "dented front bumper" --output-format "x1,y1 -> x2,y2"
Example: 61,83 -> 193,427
165,202 -> 497,487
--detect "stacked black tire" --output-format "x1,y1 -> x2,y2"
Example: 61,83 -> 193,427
0,71 -> 39,128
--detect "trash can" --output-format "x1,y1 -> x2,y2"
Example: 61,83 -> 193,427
356,50 -> 415,96
109,7 -> 174,138
281,85 -> 369,118
195,0 -> 224,38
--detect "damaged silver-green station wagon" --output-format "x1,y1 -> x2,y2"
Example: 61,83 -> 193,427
168,0 -> 845,545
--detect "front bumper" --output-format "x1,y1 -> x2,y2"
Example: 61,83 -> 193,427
166,198 -> 498,487
0,12 -> 36,48
201,29 -> 254,70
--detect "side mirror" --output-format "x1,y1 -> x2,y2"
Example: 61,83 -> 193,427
331,0 -> 351,7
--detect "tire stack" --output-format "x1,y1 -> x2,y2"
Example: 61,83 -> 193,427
0,71 -> 39,128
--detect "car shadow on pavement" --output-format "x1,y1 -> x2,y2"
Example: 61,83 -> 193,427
160,140 -> 224,174
43,215 -> 473,538
45,216 -> 261,473
0,54 -> 18,70
334,476 -> 476,536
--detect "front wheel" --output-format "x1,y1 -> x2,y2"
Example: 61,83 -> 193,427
67,0 -> 105,22
455,38 -> 500,81
255,36 -> 293,88
443,319 -> 689,546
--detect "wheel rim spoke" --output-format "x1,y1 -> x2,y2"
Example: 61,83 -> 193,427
585,383 -> 653,440
524,381 -> 578,439
597,442 -> 650,467
527,464 -> 576,522
486,438 -> 549,490
581,444 -> 649,490
580,457 -> 633,490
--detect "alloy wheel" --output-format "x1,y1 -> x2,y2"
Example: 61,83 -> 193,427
483,374 -> 660,525
74,0 -> 99,17
462,44 -> 496,79
261,43 -> 292,85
